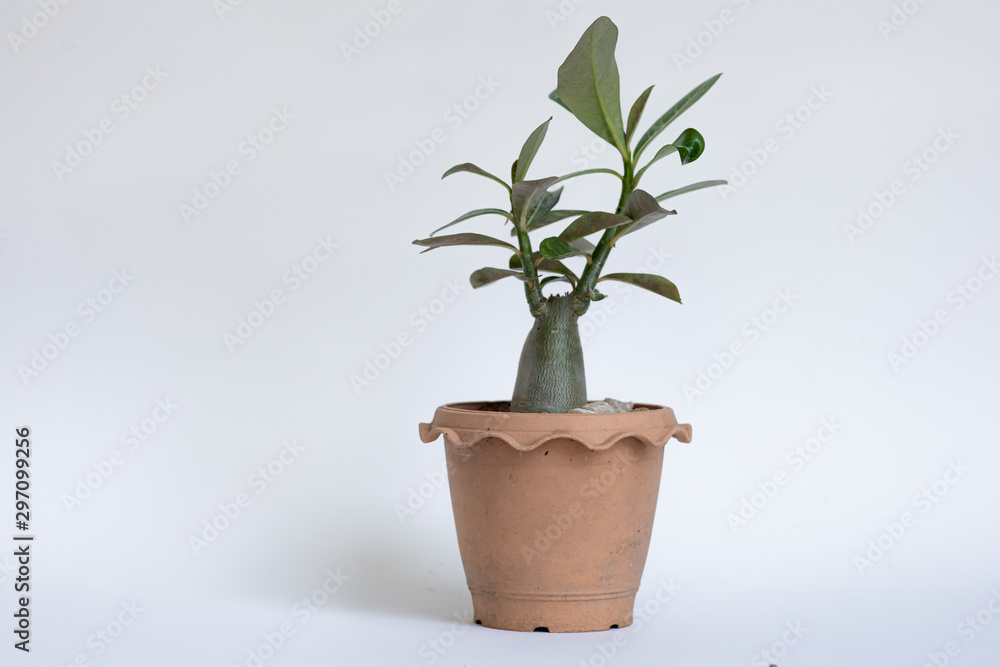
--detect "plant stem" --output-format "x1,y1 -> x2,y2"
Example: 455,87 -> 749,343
513,210 -> 544,317
573,158 -> 634,314
511,151 -> 634,412
510,294 -> 586,412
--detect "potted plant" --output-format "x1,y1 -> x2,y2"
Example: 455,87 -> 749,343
416,16 -> 725,633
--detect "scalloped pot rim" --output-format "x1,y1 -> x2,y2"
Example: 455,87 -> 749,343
419,401 -> 693,452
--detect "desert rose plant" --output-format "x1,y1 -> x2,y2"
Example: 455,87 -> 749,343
414,16 -> 725,413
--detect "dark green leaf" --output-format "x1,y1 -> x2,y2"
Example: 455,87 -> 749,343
470,267 -> 526,288
556,16 -> 627,155
526,187 -> 562,228
540,236 -> 586,260
431,208 -> 511,236
634,73 -> 721,160
558,211 -> 631,241
442,163 -> 511,191
673,127 -> 705,164
635,128 -> 706,182
654,180 -> 727,201
589,288 -> 607,301
549,89 -> 570,112
626,86 -> 654,145
413,233 -> 518,253
511,177 -> 559,226
515,118 -> 552,183
510,253 -> 578,284
598,273 -> 681,303
620,189 -> 676,237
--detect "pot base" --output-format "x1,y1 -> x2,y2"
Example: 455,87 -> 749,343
470,588 -> 635,633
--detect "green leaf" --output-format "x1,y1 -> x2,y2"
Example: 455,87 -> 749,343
413,233 -> 519,254
624,189 -> 674,226
634,73 -> 721,160
654,180 -> 727,201
539,258 -> 579,283
431,208 -> 512,236
510,253 -> 579,284
633,143 -> 676,183
553,167 -> 622,184
526,209 -> 589,233
634,128 -> 706,182
507,209 -> 589,237
515,118 -> 552,183
558,211 -> 631,241
647,143 -> 678,164
549,89 -> 570,112
470,267 -> 526,288
442,163 -> 511,191
556,16 -> 627,155
511,177 -> 559,226
598,273 -> 681,303
539,236 -> 586,260
626,85 -> 654,145
620,189 -> 676,237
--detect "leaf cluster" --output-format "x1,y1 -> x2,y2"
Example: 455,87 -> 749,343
414,16 -> 726,316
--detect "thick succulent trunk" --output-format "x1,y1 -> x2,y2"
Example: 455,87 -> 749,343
510,295 -> 587,413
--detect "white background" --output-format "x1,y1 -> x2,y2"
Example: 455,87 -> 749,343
2,0 -> 999,665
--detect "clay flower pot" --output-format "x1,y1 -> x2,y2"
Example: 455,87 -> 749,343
418,401 -> 692,633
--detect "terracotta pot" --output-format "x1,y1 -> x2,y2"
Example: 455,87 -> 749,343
418,401 -> 692,633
